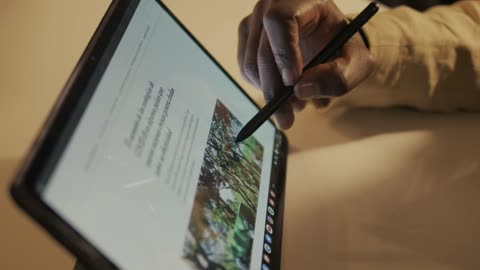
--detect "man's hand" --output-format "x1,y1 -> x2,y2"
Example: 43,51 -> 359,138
238,0 -> 374,129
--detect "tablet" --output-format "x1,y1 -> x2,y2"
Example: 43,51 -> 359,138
10,1 -> 288,270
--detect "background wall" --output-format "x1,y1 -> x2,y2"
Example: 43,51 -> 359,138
1,2 -> 108,269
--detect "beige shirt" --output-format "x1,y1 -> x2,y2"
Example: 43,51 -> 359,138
332,1 -> 480,111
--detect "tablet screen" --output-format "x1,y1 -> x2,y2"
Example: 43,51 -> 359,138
40,0 -> 281,269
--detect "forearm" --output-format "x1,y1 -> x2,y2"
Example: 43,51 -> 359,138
337,1 -> 480,111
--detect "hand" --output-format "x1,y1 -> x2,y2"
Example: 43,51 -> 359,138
238,0 -> 374,129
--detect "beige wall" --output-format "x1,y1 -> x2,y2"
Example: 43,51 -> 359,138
1,2 -> 108,269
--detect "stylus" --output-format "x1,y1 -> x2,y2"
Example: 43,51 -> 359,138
235,2 -> 379,143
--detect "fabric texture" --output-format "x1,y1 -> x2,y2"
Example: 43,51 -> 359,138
328,0 -> 480,112
379,0 -> 458,11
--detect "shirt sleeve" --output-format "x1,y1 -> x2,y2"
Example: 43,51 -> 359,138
330,1 -> 480,112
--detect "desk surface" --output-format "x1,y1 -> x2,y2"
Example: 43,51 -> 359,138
1,1 -> 479,270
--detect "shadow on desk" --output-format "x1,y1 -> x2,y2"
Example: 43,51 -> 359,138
283,108 -> 480,270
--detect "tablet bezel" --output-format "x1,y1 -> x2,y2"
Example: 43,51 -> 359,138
10,1 -> 288,269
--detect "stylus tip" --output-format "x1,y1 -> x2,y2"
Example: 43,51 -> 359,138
235,129 -> 248,144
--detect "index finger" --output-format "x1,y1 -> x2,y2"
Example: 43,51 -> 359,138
263,6 -> 304,86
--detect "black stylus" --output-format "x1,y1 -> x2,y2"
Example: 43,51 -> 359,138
235,2 -> 379,143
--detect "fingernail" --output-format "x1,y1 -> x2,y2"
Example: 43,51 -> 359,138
295,83 -> 319,100
281,68 -> 297,86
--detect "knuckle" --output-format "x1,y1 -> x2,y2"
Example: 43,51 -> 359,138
257,46 -> 270,59
273,49 -> 292,68
264,6 -> 295,24
254,0 -> 268,15
257,47 -> 274,66
244,62 -> 258,78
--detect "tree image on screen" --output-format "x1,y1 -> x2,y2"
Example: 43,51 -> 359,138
183,100 -> 264,270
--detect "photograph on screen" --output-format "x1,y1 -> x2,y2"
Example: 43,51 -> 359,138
182,100 -> 264,270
